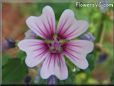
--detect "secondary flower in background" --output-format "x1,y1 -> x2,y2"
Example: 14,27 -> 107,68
80,32 -> 95,42
47,75 -> 57,85
24,29 -> 36,39
99,0 -> 108,13
2,38 -> 16,52
97,52 -> 108,63
18,6 -> 94,80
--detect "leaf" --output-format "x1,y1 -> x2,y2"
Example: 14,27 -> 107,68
2,54 -> 11,66
16,51 -> 26,60
2,58 -> 28,84
111,68 -> 114,84
85,52 -> 96,73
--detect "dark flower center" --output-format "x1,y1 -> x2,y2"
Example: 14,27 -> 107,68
45,34 -> 68,54
49,40 -> 63,53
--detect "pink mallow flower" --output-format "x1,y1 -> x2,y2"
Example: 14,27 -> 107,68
18,6 -> 94,80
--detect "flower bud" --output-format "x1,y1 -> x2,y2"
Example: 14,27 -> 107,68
24,75 -> 31,84
97,52 -> 108,63
24,29 -> 36,39
47,75 -> 57,85
80,32 -> 95,42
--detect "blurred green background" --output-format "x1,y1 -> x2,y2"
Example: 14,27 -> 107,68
2,0 -> 114,85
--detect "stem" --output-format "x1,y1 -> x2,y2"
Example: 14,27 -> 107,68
99,24 -> 105,45
111,67 -> 114,84
95,13 -> 105,45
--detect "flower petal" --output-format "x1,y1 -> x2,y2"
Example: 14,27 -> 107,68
26,6 -> 55,39
40,54 -> 68,80
63,20 -> 88,39
57,9 -> 74,38
57,9 -> 88,39
18,39 -> 48,67
64,40 -> 94,69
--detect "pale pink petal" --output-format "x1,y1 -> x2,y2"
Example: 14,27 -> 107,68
65,40 -> 94,54
18,39 -> 48,67
63,20 -> 88,39
40,54 -> 68,80
57,9 -> 75,38
26,6 -> 55,39
64,40 -> 94,69
25,51 -> 49,68
57,9 -> 88,39
42,6 -> 55,33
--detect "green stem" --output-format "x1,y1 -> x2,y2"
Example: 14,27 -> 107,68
95,13 -> 105,45
111,67 -> 114,84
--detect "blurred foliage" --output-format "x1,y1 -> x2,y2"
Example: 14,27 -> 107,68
2,58 -> 28,84
2,0 -> 113,85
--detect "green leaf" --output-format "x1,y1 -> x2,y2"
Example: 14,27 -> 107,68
2,54 -> 11,66
2,58 -> 28,84
16,51 -> 26,60
111,68 -> 114,84
85,52 -> 96,73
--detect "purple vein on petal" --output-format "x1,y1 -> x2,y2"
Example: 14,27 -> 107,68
33,46 -> 48,52
33,49 -> 48,58
64,26 -> 79,38
58,17 -> 68,34
65,47 -> 82,55
64,50 -> 80,61
46,16 -> 53,36
29,24 -> 44,38
60,22 -> 73,35
35,22 -> 48,38
28,43 -> 45,47
65,43 -> 82,48
51,16 -> 54,33
53,54 -> 56,68
40,18 -> 51,38
47,53 -> 52,68
66,25 -> 87,38
58,54 -> 62,70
